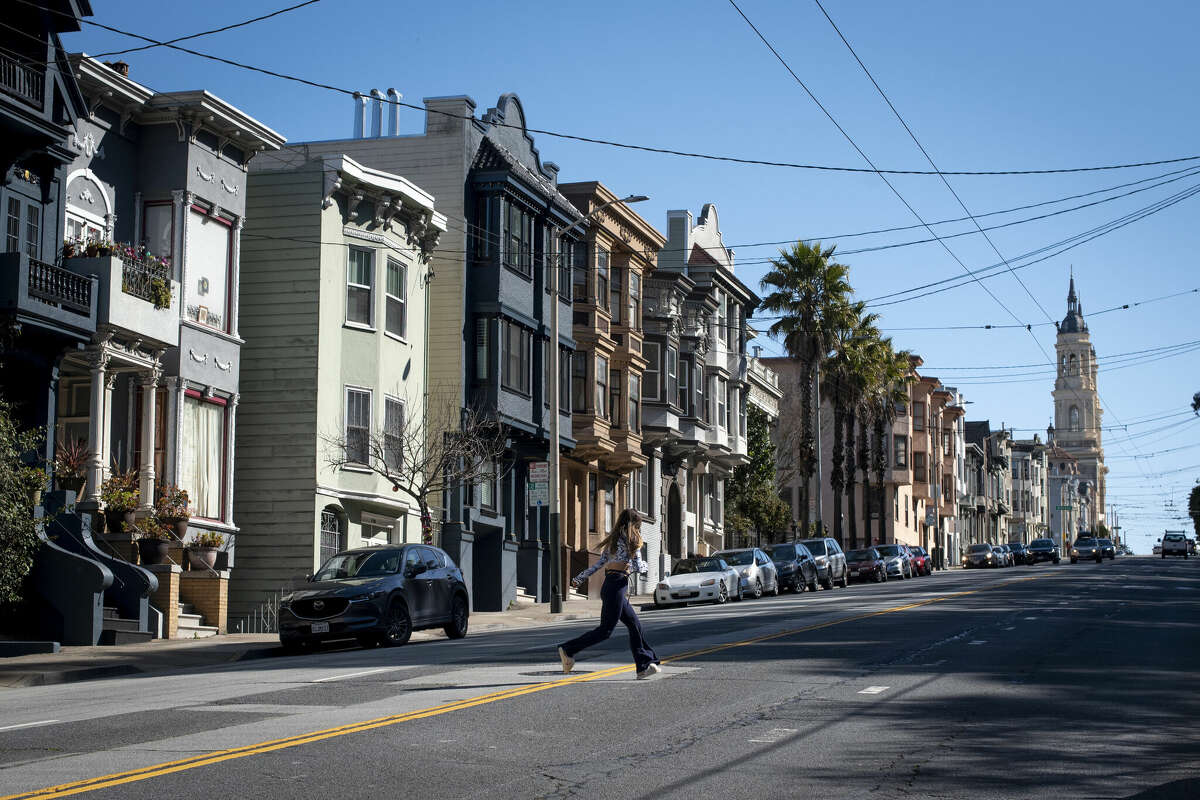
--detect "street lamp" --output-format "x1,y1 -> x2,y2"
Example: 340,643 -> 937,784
549,193 -> 648,614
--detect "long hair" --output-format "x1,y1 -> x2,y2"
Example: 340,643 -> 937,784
596,508 -> 643,556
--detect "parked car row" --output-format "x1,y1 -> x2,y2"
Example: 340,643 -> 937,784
964,538 -> 1066,568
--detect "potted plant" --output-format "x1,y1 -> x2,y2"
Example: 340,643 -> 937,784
99,466 -> 139,534
53,437 -> 91,496
154,484 -> 190,538
96,239 -> 114,256
148,277 -> 172,309
136,523 -> 172,566
62,239 -> 77,259
188,531 -> 224,570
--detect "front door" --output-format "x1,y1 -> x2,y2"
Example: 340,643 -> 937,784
667,484 -> 682,559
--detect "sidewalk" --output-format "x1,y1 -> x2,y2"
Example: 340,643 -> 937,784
0,594 -> 652,689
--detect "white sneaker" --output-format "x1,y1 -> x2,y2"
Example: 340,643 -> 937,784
636,663 -> 662,680
557,646 -> 574,674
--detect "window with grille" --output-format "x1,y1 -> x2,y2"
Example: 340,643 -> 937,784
475,318 -> 490,381
384,397 -> 404,471
320,508 -> 343,566
346,248 -> 373,326
385,258 -> 406,338
345,388 -> 371,465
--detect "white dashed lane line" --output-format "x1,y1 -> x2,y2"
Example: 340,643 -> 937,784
0,719 -> 59,732
857,686 -> 890,695
312,667 -> 399,683
749,728 -> 797,743
969,641 -> 988,645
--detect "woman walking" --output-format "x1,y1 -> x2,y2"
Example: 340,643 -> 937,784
557,508 -> 662,679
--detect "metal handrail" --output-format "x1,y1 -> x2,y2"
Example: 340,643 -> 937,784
119,254 -> 171,304
0,52 -> 43,106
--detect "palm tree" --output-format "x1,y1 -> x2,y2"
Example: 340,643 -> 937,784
862,339 -> 913,545
759,241 -> 852,532
841,311 -> 881,551
821,301 -> 878,545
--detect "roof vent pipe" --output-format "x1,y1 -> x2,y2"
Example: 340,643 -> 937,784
369,89 -> 384,138
386,88 -> 401,136
352,92 -> 366,138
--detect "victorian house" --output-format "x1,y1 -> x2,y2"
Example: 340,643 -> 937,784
265,92 -> 584,611
237,154 -> 445,620
640,204 -> 755,578
55,56 -> 284,551
965,420 -> 1012,544
1008,436 -> 1049,544
557,181 -> 665,597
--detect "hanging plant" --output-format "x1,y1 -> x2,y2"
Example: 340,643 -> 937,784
148,277 -> 172,310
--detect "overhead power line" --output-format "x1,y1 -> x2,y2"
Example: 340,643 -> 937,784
25,0 -> 1200,178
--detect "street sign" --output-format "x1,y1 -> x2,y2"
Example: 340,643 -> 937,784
528,482 -> 548,506
1056,505 -> 1072,511
529,461 -> 548,482
925,508 -> 936,526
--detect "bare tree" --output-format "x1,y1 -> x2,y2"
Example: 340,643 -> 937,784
323,391 -> 507,544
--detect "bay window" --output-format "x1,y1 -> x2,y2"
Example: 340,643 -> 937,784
609,368 -> 620,426
629,374 -> 640,432
609,263 -> 622,323
642,342 -> 660,401
505,201 -> 533,276
628,272 -> 641,330
346,247 -> 373,327
666,346 -> 677,407
180,393 -> 226,520
186,208 -> 233,331
595,356 -> 609,418
501,319 -> 531,394
894,435 -> 909,469
596,249 -> 609,311
572,352 -> 588,412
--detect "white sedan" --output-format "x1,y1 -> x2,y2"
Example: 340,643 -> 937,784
655,557 -> 741,607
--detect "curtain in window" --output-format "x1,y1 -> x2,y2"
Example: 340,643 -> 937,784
181,396 -> 223,519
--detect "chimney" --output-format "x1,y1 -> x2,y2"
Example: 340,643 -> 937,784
752,345 -> 762,358
369,89 -> 384,138
543,161 -> 559,188
386,88 -> 401,136
423,96 -> 476,137
352,92 -> 366,138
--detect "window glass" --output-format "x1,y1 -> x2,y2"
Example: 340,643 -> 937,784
501,320 -> 531,394
384,397 -> 404,471
24,205 -> 40,259
345,388 -> 371,465
595,356 -> 609,417
385,258 -> 406,338
609,369 -> 620,425
629,374 -> 640,432
571,352 -> 588,412
5,198 -> 19,253
666,346 -> 677,405
144,204 -> 173,258
571,242 -> 588,300
629,272 -> 641,330
596,249 -> 609,310
186,210 -> 232,330
475,318 -> 490,381
893,435 -> 908,468
588,473 -> 597,531
609,262 -> 622,323
642,341 -> 660,401
180,395 -> 225,519
678,356 -> 691,414
346,247 -> 373,326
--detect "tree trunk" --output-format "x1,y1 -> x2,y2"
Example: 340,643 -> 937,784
830,392 -> 845,545
857,415 -> 870,546
798,360 -> 815,533
846,406 -> 858,550
873,418 -> 887,545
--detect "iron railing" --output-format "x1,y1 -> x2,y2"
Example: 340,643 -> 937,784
28,258 -> 92,316
119,255 -> 170,305
0,52 -> 43,106
234,592 -> 281,634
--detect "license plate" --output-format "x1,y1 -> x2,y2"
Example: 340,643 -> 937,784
311,621 -> 329,634
849,570 -> 859,576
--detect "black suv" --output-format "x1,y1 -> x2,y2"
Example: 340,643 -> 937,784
1027,538 -> 1060,564
764,542 -> 819,593
1007,542 -> 1033,566
1096,538 -> 1116,560
279,545 -> 469,652
797,537 -> 848,589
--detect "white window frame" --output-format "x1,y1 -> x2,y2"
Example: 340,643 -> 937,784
344,386 -> 372,466
361,512 -> 396,545
383,395 -> 405,472
642,341 -> 660,401
385,256 -> 407,340
346,247 -> 375,329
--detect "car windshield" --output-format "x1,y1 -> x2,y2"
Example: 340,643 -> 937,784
1031,539 -> 1053,548
1009,543 -> 1024,550
1099,539 -> 1113,546
672,558 -> 725,575
968,544 -> 992,553
877,545 -> 902,557
765,545 -> 796,560
801,540 -> 828,556
1164,534 -> 1184,541
847,549 -> 878,560
313,549 -> 402,581
1075,538 -> 1097,546
716,550 -> 755,566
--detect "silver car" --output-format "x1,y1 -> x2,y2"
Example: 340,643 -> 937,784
875,544 -> 913,579
655,557 -> 741,606
713,548 -> 780,599
1070,537 -> 1103,563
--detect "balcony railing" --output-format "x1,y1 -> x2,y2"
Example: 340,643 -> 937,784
28,258 -> 92,315
120,255 -> 171,305
0,52 -> 43,107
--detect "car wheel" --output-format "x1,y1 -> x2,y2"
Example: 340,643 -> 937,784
769,576 -> 781,596
751,577 -> 763,599
381,597 -> 412,646
873,569 -> 884,583
443,594 -> 469,639
807,574 -> 819,592
838,567 -> 848,588
715,582 -> 730,604
821,571 -> 834,590
732,577 -> 745,601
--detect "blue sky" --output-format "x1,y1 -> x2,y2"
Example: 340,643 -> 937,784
67,0 -> 1200,549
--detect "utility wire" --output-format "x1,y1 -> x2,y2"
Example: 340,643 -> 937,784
25,0 -> 1200,178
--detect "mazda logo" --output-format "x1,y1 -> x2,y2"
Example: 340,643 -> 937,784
312,600 -> 325,611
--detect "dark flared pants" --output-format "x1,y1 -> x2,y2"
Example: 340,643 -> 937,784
560,572 -> 659,671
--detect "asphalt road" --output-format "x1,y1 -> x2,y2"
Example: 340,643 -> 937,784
0,556 -> 1197,800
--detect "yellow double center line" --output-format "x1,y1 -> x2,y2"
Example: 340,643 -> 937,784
1,574 -> 1047,800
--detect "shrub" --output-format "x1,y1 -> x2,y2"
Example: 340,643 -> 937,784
0,403 -> 45,605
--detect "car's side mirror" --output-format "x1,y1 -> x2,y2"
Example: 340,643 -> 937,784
304,573 -> 313,582
404,565 -> 420,578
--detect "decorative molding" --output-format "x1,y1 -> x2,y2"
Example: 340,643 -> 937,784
229,392 -> 240,407
188,348 -> 208,364
214,358 -> 232,372
70,130 -> 106,159
220,178 -> 239,196
78,186 -> 95,205
210,205 -> 223,220
139,365 -> 163,388
321,173 -> 342,209
346,192 -> 364,222
195,165 -> 215,183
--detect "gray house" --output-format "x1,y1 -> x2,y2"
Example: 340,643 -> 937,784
59,56 -> 284,556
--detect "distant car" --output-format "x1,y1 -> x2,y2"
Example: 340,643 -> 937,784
1153,543 -> 1162,555
1027,538 -> 1061,564
713,548 -> 780,599
963,543 -> 997,569
1188,540 -> 1197,555
796,537 -> 849,589
995,545 -> 1014,567
655,557 -> 741,606
1161,533 -> 1189,559
876,544 -> 913,579
279,545 -> 469,652
845,547 -> 887,583
908,546 -> 932,576
1007,542 -> 1033,566
1096,538 -> 1116,560
1071,537 -> 1103,564
763,542 -> 819,593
